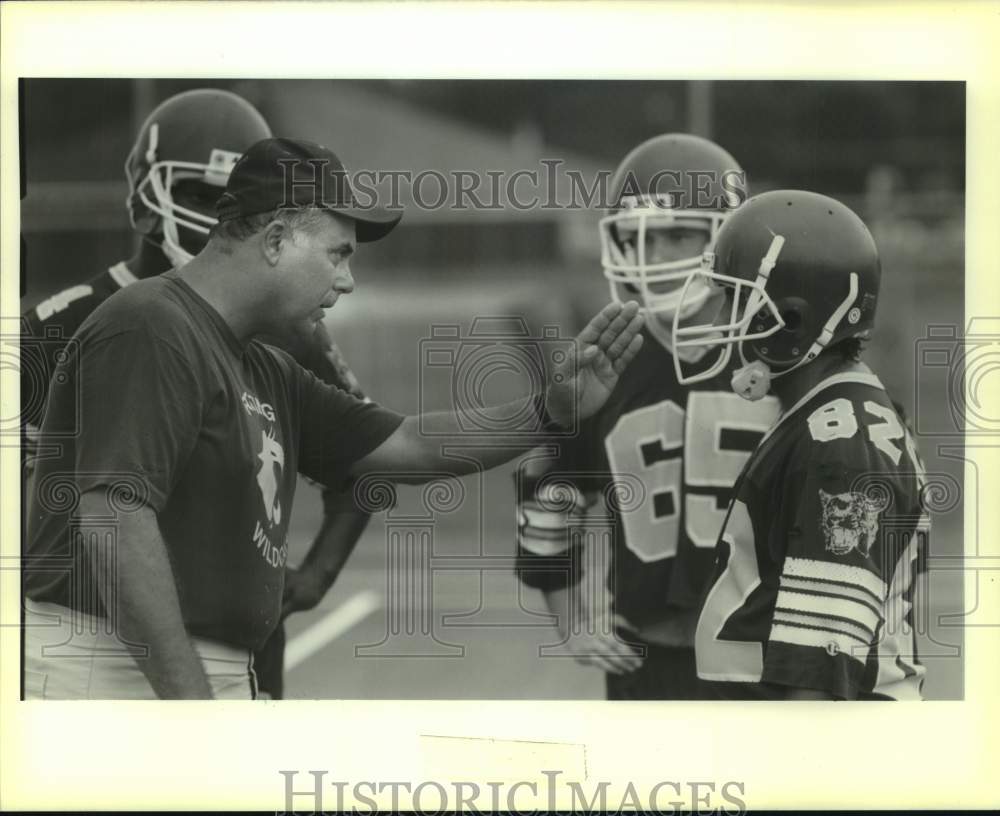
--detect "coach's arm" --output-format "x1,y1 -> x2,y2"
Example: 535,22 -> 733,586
349,302 -> 644,483
80,488 -> 213,699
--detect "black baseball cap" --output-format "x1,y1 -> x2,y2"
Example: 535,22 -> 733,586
215,137 -> 402,242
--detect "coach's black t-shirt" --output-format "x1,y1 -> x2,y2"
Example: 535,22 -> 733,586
24,271 -> 403,650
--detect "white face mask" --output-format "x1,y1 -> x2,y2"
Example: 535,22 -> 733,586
126,123 -> 242,268
599,202 -> 727,325
670,235 -> 788,388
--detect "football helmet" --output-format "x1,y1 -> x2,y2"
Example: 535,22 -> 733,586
672,190 -> 881,399
125,88 -> 272,267
599,133 -> 747,326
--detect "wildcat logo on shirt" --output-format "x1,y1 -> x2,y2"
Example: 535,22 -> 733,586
250,426 -> 288,570
819,489 -> 881,557
256,428 -> 284,526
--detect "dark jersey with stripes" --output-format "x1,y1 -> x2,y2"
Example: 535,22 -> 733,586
515,329 -> 779,634
695,370 -> 927,700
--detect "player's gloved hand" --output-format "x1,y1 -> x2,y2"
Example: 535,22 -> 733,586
543,585 -> 644,675
280,566 -> 327,620
545,301 -> 644,427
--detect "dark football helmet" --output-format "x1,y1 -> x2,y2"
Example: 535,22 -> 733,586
672,190 -> 881,400
599,133 -> 747,325
125,88 -> 272,267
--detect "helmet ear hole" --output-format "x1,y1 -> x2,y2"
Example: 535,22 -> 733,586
778,297 -> 810,339
781,309 -> 802,331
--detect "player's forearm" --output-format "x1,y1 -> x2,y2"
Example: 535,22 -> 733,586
541,586 -> 572,636
301,510 -> 371,590
389,395 -> 559,480
423,390 -> 559,442
81,491 -> 213,699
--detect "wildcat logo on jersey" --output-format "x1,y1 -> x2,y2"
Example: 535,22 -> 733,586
819,489 -> 880,556
255,428 -> 285,526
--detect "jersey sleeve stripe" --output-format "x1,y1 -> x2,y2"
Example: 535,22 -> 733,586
769,621 -> 870,665
783,557 -> 887,603
520,524 -> 568,543
518,501 -> 581,555
521,503 -> 574,531
772,608 -> 874,646
779,575 -> 883,617
517,536 -> 571,557
778,574 -> 884,609
775,586 -> 883,636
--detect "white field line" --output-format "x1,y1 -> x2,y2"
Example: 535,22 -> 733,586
285,590 -> 383,671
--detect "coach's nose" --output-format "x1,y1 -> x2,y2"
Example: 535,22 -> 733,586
333,266 -> 354,295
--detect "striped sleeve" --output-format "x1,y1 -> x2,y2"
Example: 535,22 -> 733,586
518,479 -> 588,556
769,557 -> 886,665
762,555 -> 889,698
514,452 -> 591,591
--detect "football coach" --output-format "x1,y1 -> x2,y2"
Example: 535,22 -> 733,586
23,137 -> 645,699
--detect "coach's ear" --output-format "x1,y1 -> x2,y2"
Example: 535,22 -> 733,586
261,219 -> 290,266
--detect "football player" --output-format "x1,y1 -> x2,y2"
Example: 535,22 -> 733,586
514,134 -> 780,699
20,88 -> 370,699
673,189 -> 927,699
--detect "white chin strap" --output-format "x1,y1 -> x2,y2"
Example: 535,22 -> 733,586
730,360 -> 772,401
161,229 -> 195,269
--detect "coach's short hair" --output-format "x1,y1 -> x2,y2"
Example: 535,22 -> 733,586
209,206 -> 332,243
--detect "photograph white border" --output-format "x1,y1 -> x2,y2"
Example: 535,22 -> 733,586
2,1 -> 998,810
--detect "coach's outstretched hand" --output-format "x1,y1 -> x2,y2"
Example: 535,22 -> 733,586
546,301 -> 644,427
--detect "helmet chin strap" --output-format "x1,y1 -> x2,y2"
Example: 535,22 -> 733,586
731,272 -> 860,401
161,219 -> 195,269
730,360 -> 772,401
